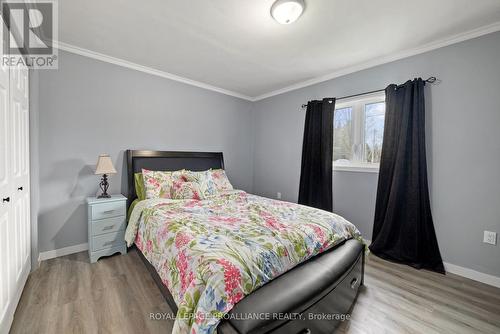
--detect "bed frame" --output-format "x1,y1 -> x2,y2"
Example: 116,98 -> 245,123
126,149 -> 364,334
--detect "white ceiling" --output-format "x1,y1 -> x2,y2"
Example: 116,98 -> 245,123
58,0 -> 500,100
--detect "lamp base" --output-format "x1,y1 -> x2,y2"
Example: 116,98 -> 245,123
98,174 -> 111,199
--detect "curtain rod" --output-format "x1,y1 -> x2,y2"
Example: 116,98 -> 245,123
301,76 -> 437,109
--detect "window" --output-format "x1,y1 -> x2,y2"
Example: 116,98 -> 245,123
333,93 -> 385,172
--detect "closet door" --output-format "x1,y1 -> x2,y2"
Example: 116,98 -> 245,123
0,20 -> 12,332
9,61 -> 30,297
0,18 -> 30,332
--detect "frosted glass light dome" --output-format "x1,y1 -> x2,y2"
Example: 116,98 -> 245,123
271,0 -> 305,24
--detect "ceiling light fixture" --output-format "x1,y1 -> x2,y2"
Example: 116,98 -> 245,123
271,0 -> 305,25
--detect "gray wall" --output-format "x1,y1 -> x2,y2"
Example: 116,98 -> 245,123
36,33 -> 500,278
252,32 -> 500,277
37,51 -> 254,252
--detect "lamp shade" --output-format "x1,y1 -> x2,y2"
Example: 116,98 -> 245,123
94,154 -> 117,175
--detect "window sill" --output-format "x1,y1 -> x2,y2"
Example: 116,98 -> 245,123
333,164 -> 380,173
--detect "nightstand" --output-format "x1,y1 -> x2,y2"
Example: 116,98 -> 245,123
87,194 -> 127,263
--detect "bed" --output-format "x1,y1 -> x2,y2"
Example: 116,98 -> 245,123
125,150 -> 365,334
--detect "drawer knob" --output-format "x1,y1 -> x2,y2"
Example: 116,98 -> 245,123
350,277 -> 359,290
103,210 -> 115,214
17,186 -> 23,191
2,197 -> 9,203
103,241 -> 114,246
102,225 -> 114,231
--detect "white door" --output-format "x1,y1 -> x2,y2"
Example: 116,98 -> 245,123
0,19 -> 13,334
0,18 -> 31,333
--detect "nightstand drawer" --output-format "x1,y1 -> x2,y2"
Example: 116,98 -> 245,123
92,216 -> 126,236
92,231 -> 125,251
91,201 -> 126,220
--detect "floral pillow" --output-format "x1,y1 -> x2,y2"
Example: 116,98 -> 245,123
142,169 -> 186,199
210,169 -> 233,192
170,181 -> 204,200
184,170 -> 218,197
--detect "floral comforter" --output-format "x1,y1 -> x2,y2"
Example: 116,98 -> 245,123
125,190 -> 361,334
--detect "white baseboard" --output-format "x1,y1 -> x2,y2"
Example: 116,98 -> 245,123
444,262 -> 500,288
363,239 -> 500,288
38,243 -> 89,261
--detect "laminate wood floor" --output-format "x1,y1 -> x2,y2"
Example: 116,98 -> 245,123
10,249 -> 500,334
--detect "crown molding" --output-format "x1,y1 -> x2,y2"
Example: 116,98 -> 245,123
252,21 -> 500,101
53,41 -> 253,101
54,21 -> 500,102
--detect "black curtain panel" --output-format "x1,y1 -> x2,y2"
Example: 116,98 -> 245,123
298,98 -> 335,212
369,78 -> 444,273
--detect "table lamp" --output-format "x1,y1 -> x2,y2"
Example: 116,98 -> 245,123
95,154 -> 117,198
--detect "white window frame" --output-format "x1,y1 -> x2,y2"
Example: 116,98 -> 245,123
333,92 -> 385,173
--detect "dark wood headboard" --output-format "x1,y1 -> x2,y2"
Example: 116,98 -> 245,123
126,150 -> 224,205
